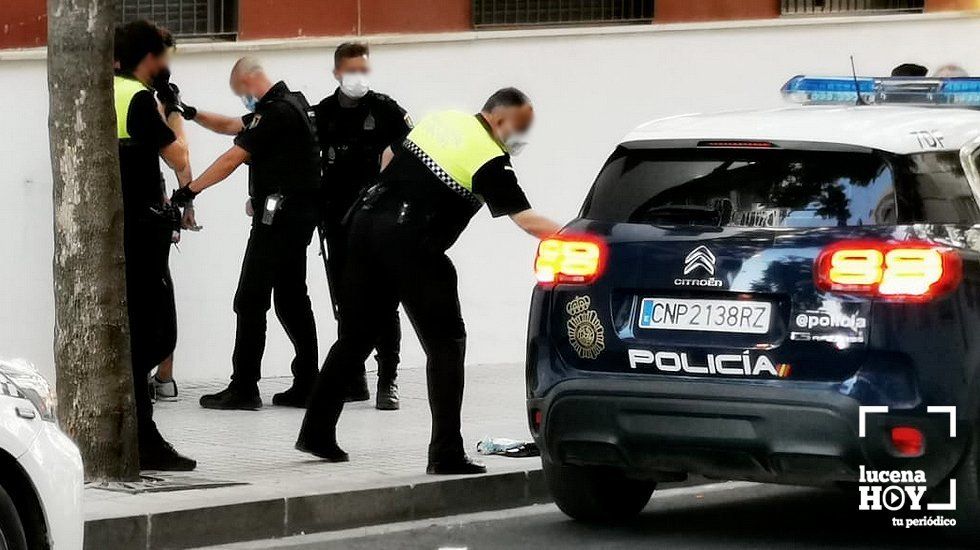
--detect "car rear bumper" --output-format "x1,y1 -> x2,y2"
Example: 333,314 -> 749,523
528,377 -> 966,487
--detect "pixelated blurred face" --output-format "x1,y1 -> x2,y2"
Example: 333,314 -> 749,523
334,54 -> 371,80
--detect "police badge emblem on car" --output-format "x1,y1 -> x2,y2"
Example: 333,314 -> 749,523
566,295 -> 605,360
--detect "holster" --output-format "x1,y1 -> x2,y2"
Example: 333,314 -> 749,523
341,182 -> 388,226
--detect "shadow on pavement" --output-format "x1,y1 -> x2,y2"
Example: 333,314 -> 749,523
561,484 -> 969,549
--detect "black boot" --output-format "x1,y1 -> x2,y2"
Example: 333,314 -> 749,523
375,378 -> 399,410
140,438 -> 196,472
295,439 -> 350,462
375,356 -> 399,410
426,454 -> 486,475
273,384 -> 312,408
342,372 -> 370,403
200,384 -> 262,410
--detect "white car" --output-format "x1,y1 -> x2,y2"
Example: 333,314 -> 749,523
0,359 -> 83,550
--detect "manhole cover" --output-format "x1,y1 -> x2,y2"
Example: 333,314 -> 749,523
88,475 -> 247,494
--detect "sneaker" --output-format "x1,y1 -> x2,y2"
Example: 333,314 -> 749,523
272,385 -> 312,408
375,379 -> 399,411
342,374 -> 370,403
140,440 -> 196,471
426,455 -> 487,475
295,439 -> 349,463
199,385 -> 262,410
150,375 -> 179,401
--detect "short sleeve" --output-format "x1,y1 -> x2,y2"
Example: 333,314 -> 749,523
379,98 -> 412,146
472,155 -> 531,217
235,105 -> 288,156
127,90 -> 176,149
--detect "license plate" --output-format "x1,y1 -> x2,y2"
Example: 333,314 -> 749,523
638,298 -> 772,334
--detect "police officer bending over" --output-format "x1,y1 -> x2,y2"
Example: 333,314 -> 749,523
114,20 -> 196,471
296,88 -> 562,474
316,42 -> 413,410
172,57 -> 321,410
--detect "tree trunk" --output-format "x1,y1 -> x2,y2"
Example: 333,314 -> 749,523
47,0 -> 139,482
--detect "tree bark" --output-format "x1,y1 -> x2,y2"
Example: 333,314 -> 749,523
47,0 -> 139,481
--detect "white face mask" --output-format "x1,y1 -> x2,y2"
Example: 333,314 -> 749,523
505,133 -> 529,156
340,73 -> 370,99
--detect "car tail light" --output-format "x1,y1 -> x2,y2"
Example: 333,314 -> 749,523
535,237 -> 606,285
891,426 -> 924,457
815,241 -> 961,301
530,409 -> 542,433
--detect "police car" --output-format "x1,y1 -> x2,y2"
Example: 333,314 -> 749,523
527,76 -> 980,533
0,359 -> 83,549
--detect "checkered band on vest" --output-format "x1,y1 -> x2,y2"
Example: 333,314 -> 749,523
404,140 -> 484,210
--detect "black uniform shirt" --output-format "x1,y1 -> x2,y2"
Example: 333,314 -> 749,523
235,81 -> 321,201
315,89 -> 411,219
381,114 -> 531,249
119,87 -> 176,221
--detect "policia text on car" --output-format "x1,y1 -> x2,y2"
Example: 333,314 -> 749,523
315,42 -> 413,410
296,88 -> 562,474
171,57 -> 321,410
114,20 -> 197,471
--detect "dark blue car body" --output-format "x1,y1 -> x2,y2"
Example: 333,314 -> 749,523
526,140 -> 980,502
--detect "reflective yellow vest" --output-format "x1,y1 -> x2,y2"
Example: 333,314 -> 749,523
404,110 -> 505,206
114,75 -> 148,140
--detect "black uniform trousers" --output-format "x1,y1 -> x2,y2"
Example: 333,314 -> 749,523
323,213 -> 401,380
302,197 -> 467,460
231,198 -> 319,389
125,220 -> 177,448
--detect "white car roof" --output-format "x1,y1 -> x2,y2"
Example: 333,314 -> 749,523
622,105 -> 980,155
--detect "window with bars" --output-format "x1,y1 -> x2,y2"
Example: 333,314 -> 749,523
473,0 -> 655,28
781,0 -> 925,16
118,0 -> 237,40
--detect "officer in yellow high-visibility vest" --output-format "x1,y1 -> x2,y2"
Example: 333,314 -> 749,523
297,88 -> 562,474
115,20 -> 196,471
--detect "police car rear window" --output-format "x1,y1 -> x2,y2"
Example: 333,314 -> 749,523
583,148 -> 897,227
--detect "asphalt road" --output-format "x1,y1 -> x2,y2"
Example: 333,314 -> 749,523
208,481 -> 970,550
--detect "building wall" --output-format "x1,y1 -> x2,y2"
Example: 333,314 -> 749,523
927,0 -> 980,11
239,0 -> 358,39
1,0 -> 45,49
359,0 -> 471,35
3,15 -> 980,381
0,0 -> 974,50
656,0 -> 779,22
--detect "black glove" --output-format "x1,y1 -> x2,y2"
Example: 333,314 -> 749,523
180,103 -> 198,120
152,68 -> 178,106
161,83 -> 198,120
171,186 -> 199,208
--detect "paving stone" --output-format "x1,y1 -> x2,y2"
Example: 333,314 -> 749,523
84,363 -> 545,546
285,485 -> 413,535
83,515 -> 147,550
149,499 -> 285,549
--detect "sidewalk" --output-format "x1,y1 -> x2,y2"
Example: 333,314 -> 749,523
84,362 -> 547,549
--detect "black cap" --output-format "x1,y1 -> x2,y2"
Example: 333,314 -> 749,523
891,63 -> 928,77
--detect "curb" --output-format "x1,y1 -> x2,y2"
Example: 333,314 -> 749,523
83,469 -> 549,549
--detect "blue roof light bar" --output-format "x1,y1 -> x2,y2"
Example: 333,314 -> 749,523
781,75 -> 980,107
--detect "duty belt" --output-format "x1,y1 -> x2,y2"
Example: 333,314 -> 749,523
403,139 -> 483,210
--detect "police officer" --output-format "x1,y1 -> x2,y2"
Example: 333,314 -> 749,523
315,42 -> 412,410
296,88 -> 562,474
171,57 -> 321,410
114,20 -> 195,471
